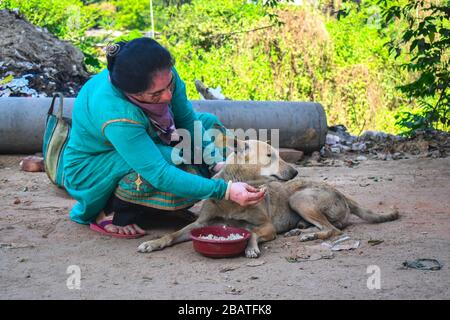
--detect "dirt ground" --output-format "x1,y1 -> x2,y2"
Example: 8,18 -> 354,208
0,154 -> 449,300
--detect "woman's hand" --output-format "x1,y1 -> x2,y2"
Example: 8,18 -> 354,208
229,182 -> 265,206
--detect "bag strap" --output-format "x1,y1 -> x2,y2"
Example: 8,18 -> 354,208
48,92 -> 64,119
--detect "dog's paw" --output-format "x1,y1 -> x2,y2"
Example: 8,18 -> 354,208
245,247 -> 261,259
284,228 -> 302,237
138,240 -> 164,253
299,233 -> 317,242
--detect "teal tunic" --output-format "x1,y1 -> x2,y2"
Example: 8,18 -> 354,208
63,68 -> 227,225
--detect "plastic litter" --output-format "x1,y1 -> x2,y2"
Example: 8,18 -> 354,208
402,259 -> 443,271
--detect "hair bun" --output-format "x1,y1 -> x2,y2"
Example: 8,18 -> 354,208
105,42 -> 121,57
105,41 -> 127,72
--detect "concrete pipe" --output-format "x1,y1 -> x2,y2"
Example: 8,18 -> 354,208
0,98 -> 327,154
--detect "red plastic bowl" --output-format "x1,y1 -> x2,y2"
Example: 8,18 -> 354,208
190,226 -> 251,258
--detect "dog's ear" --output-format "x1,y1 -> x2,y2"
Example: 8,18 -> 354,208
224,135 -> 236,150
212,124 -> 227,149
238,140 -> 251,164
225,136 -> 247,154
236,139 -> 249,155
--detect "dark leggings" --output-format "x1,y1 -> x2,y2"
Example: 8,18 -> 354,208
103,194 -> 195,227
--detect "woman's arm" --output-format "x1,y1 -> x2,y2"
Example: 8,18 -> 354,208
103,120 -> 227,199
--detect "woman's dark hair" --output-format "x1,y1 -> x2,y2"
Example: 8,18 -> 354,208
106,37 -> 174,94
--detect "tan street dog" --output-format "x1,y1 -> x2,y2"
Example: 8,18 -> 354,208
138,139 -> 399,258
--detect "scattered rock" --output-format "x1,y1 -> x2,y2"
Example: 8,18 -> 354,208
392,152 -> 403,160
341,145 -> 351,152
345,159 -> 359,167
246,260 -> 266,267
320,145 -> 333,158
360,130 -> 397,142
20,156 -> 44,172
285,244 -> 334,262
279,148 -> 304,163
330,146 -> 341,154
377,152 -> 389,161
309,125 -> 449,166
225,286 -> 242,295
0,242 -> 35,249
359,183 -> 370,187
428,150 -> 441,158
328,125 -> 356,145
351,142 -> 367,152
326,134 -> 340,145
310,151 -> 321,161
220,265 -> 240,273
41,218 -> 61,238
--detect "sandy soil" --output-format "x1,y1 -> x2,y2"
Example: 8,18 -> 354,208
0,154 -> 449,300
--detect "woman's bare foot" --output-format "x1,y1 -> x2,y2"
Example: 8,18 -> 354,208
95,211 -> 146,236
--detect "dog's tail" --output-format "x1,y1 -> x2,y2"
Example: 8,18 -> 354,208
346,197 -> 399,223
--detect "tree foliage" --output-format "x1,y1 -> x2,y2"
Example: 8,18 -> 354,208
1,0 -> 447,134
378,0 -> 450,135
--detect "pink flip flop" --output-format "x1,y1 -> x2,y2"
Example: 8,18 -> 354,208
89,219 -> 145,239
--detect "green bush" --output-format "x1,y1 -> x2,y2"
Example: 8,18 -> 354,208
378,0 -> 450,135
157,0 -> 414,134
112,0 -> 150,30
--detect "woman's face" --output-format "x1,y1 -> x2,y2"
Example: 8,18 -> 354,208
131,68 -> 174,104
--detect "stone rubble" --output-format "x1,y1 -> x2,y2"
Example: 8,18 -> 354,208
310,125 -> 449,166
0,10 -> 90,98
